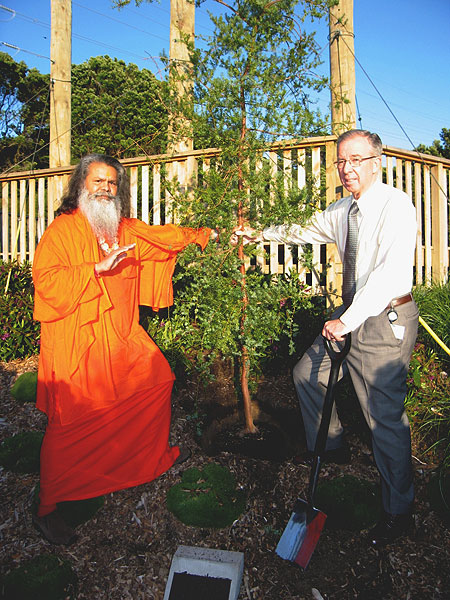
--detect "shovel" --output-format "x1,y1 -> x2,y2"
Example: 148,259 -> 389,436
276,333 -> 351,569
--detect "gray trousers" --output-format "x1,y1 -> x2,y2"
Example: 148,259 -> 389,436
292,300 -> 419,515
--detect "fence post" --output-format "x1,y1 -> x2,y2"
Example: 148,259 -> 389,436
325,140 -> 341,308
431,163 -> 449,282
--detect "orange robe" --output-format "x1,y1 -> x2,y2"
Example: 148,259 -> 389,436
33,209 -> 210,513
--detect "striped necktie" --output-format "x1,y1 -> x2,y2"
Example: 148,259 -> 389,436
342,201 -> 359,307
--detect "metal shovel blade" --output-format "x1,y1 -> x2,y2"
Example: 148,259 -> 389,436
275,498 -> 327,569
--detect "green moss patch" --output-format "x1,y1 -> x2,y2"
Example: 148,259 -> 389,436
166,462 -> 246,528
0,553 -> 77,600
10,371 -> 38,403
0,431 -> 43,474
315,475 -> 381,531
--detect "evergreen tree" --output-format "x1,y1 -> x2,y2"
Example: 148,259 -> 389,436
0,52 -> 49,170
71,55 -> 168,159
0,53 -> 168,169
130,0 -> 334,432
416,128 -> 450,160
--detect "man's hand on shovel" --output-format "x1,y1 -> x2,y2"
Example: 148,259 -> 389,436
322,318 -> 348,342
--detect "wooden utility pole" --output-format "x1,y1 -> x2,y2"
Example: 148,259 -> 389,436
49,0 -> 72,168
328,0 -> 356,135
168,0 -> 195,154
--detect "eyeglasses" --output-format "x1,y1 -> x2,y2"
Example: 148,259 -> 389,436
334,156 -> 379,169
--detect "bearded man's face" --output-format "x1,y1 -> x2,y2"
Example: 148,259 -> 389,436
79,162 -> 122,240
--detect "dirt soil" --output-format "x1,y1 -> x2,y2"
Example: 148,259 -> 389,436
1,356 -> 449,600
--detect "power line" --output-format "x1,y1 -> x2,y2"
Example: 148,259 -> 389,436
0,3 -> 165,67
1,41 -> 53,63
72,1 -> 168,43
72,32 -> 149,62
0,3 -> 14,22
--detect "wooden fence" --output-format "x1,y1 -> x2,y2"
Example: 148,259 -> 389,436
1,135 -> 449,303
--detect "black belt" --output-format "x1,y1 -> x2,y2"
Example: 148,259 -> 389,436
386,293 -> 413,310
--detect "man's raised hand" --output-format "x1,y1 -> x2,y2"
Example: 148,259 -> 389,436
95,244 -> 136,275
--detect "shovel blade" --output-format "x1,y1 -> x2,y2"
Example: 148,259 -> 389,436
276,499 -> 327,569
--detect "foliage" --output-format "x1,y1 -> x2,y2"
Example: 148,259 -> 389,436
10,371 -> 37,403
0,261 -> 40,362
151,0 -> 332,426
428,470 -> 450,525
189,0 -> 330,150
416,127 -> 450,159
0,51 -> 49,170
71,55 -> 168,159
0,431 -> 43,474
166,462 -> 246,527
0,553 -> 77,600
405,343 -> 450,470
315,475 -> 381,530
147,256 -> 318,387
0,53 -> 168,170
413,281 -> 450,366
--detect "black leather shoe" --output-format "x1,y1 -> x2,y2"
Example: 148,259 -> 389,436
369,512 -> 414,546
293,445 -> 351,466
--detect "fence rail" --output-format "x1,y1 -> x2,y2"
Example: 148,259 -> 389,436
1,135 -> 449,302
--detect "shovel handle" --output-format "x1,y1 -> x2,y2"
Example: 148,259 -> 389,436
307,332 -> 352,506
323,333 -> 351,364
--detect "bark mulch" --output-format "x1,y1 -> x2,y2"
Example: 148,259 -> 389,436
1,357 -> 449,599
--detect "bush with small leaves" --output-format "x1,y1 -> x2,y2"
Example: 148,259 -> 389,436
0,553 -> 77,600
0,431 -> 43,474
0,261 -> 40,361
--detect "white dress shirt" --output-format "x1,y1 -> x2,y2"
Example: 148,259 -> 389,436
263,181 -> 417,332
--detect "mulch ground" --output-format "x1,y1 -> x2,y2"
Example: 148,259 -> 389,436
1,356 -> 449,600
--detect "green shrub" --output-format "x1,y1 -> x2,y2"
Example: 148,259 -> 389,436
0,431 -> 43,474
0,261 -> 40,361
146,264 -> 319,388
428,470 -> 450,526
10,371 -> 37,403
166,462 -> 246,528
406,343 -> 450,469
0,553 -> 77,600
414,281 -> 450,366
315,475 -> 381,530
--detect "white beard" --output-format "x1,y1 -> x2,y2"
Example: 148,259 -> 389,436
78,188 -> 121,241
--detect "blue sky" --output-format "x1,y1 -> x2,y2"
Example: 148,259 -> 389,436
1,0 -> 449,151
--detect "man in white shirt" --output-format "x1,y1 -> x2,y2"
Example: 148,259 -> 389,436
236,130 -> 418,545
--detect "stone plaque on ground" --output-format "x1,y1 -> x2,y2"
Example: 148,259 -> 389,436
163,545 -> 244,600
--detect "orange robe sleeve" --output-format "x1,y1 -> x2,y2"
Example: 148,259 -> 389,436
122,220 -> 211,310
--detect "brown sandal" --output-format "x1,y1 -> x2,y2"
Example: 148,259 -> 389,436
173,447 -> 191,466
32,511 -> 77,545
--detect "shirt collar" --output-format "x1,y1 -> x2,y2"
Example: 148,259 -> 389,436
351,180 -> 384,218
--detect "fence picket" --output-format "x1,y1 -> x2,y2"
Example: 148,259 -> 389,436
0,137 -> 448,297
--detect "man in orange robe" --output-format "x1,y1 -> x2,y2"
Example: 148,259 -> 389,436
32,154 -> 212,544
